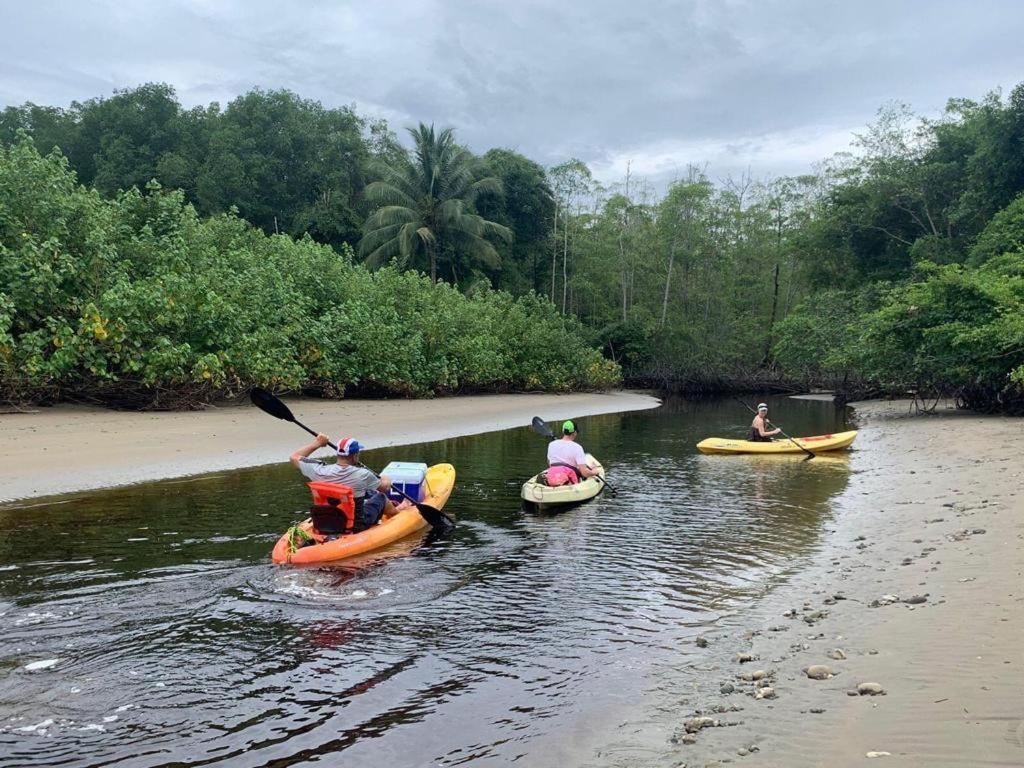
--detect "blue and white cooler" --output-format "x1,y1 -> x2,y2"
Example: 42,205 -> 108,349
381,461 -> 428,504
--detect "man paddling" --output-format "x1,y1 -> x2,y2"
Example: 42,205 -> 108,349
546,420 -> 599,486
290,435 -> 399,531
747,403 -> 782,442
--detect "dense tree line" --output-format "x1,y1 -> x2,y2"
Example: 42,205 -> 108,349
3,82 -> 1023,411
0,84 -> 555,294
0,139 -> 617,407
523,88 -> 1024,411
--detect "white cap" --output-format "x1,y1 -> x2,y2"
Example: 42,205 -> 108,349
757,403 -> 768,411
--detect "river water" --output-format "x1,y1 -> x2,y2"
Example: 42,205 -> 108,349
0,396 -> 852,767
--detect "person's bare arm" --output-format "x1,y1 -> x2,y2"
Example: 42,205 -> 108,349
290,433 -> 329,468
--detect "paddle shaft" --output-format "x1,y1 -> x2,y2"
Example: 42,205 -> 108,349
734,398 -> 815,460
294,420 -> 338,452
250,388 -> 454,529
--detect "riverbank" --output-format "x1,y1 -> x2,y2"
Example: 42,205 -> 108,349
0,390 -> 659,502
663,399 -> 1023,767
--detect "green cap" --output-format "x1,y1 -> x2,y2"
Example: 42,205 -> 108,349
562,420 -> 576,434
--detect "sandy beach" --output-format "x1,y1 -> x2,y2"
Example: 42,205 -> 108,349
0,390 -> 659,502
663,399 -> 1023,767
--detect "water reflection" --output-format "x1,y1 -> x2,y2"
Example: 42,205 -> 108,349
0,395 -> 851,767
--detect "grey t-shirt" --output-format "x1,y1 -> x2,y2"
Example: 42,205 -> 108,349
298,459 -> 380,498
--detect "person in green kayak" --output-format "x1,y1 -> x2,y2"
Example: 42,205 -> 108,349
290,434 -> 399,532
546,420 -> 600,486
747,403 -> 782,443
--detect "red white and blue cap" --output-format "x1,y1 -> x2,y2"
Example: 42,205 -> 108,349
337,438 -> 363,456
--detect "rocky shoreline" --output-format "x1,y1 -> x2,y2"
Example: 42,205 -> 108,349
660,400 -> 1023,767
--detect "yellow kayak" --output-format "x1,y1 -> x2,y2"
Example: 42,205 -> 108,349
696,430 -> 858,455
272,463 -> 456,564
521,454 -> 605,510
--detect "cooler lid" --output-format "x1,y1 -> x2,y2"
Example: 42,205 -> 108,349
381,461 -> 428,481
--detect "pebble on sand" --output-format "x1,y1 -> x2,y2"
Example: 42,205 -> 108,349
736,652 -> 756,663
902,595 -> 928,605
683,716 -> 718,733
828,648 -> 847,660
755,686 -> 777,700
24,658 -> 59,671
857,682 -> 886,696
804,664 -> 835,680
866,751 -> 892,758
696,636 -> 709,648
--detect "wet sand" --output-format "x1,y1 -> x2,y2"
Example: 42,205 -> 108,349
664,400 -> 1023,767
0,391 -> 659,502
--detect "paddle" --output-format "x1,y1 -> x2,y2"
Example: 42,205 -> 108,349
734,398 -> 815,461
249,387 -> 455,531
529,416 -> 617,495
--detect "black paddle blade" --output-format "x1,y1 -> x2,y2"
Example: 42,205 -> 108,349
250,387 -> 296,422
531,416 -> 555,440
416,503 -> 456,532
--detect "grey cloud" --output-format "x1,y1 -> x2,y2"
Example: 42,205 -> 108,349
2,0 -> 1023,183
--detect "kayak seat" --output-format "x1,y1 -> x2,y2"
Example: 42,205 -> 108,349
307,482 -> 357,536
310,502 -> 353,536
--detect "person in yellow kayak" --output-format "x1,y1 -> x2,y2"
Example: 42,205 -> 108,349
546,420 -> 600,486
747,403 -> 782,442
290,434 -> 399,532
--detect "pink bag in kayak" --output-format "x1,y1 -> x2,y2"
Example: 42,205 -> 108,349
547,465 -> 580,486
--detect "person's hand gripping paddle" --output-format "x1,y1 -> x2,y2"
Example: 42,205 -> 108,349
250,387 -> 455,531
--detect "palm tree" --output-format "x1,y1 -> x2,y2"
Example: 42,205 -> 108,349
360,124 -> 512,283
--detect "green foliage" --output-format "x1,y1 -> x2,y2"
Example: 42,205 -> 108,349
475,148 -> 555,294
969,193 -> 1024,265
775,257 -> 1024,408
773,286 -> 886,380
360,124 -> 512,284
7,78 -> 1024,412
196,89 -> 369,249
1,84 -> 372,251
0,139 -> 618,406
852,255 -> 1024,406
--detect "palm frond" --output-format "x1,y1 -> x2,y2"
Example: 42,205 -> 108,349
459,232 -> 503,269
480,218 -> 513,242
368,157 -> 418,199
364,205 -> 418,230
465,175 -> 504,204
399,222 -> 425,256
415,226 -> 437,247
363,236 -> 406,268
364,181 -> 417,209
358,223 -> 403,257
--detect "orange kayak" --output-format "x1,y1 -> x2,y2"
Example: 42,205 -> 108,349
271,463 -> 456,565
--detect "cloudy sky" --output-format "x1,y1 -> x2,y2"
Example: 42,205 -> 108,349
3,0 -> 1023,184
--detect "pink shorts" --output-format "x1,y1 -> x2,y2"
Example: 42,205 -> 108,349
547,466 -> 580,486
